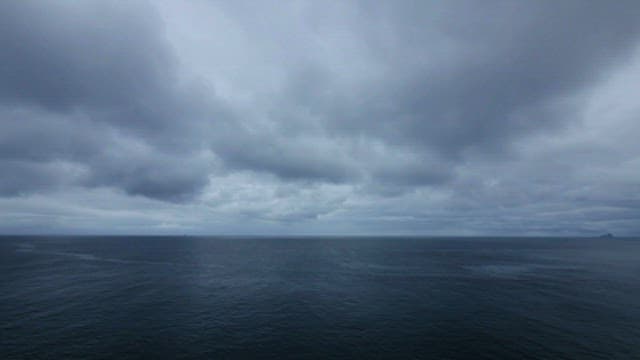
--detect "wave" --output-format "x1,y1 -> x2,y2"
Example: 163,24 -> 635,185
15,244 -> 222,269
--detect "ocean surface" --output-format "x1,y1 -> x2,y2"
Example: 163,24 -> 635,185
1,236 -> 639,359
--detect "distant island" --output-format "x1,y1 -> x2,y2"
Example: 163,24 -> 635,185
599,233 -> 614,238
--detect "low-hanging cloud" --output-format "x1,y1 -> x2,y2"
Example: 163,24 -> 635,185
1,0 -> 640,234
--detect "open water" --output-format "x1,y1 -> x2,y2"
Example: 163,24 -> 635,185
2,236 -> 639,359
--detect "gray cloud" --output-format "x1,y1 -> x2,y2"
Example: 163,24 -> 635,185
1,0 -> 640,234
277,1 -> 640,157
0,1 -> 174,115
205,0 -> 640,186
0,1 -> 215,201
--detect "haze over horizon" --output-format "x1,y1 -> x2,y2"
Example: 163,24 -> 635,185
1,1 -> 640,236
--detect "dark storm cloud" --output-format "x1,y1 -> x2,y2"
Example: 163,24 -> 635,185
0,1 -> 172,117
1,0 -> 640,234
0,160 -> 79,196
86,149 -> 212,202
201,0 -> 640,189
0,1 -> 214,201
3,0 -> 640,194
221,143 -> 353,183
293,0 -> 640,159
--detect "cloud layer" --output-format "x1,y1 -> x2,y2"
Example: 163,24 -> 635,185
1,0 -> 640,235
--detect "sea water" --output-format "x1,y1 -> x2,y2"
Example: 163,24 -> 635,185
2,236 -> 639,359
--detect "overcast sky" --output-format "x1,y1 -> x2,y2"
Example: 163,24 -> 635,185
1,0 -> 639,235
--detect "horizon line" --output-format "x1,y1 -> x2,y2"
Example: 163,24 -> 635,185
0,234 -> 631,238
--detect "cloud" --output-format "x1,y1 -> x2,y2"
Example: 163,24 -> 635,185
0,0 -> 217,201
1,0 -> 640,234
270,1 -> 640,157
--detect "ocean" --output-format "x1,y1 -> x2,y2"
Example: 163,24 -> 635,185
1,236 -> 639,359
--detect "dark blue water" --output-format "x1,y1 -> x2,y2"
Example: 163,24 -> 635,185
2,236 -> 639,359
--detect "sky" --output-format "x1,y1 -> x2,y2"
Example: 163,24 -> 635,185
1,0 -> 640,236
